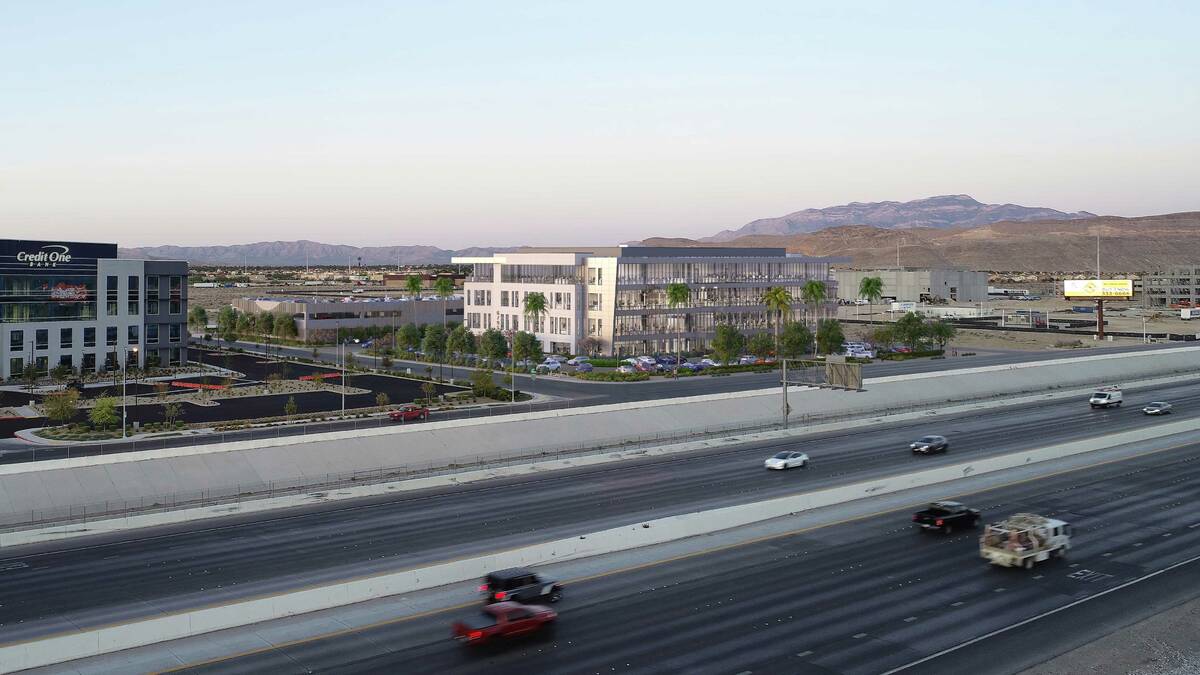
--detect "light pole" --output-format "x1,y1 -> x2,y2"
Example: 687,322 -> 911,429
121,347 -> 138,438
337,321 -> 345,419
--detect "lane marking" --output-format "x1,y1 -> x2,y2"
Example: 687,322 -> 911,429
881,550 -> 1200,674
76,437 -> 1200,671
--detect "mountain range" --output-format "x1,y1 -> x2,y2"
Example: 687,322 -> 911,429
118,241 -> 519,266
704,194 -> 1097,242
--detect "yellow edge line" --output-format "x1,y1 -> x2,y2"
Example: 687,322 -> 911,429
150,437 -> 1200,673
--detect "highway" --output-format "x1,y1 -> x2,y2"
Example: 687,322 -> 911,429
176,438 -> 1200,675
1,378 -> 1197,645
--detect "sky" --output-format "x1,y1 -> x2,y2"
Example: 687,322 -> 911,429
2,1 -> 1197,248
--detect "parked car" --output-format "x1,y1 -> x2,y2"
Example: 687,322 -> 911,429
566,356 -> 590,366
389,405 -> 430,422
699,358 -> 721,368
634,361 -> 661,373
545,354 -> 567,363
1143,401 -> 1173,415
622,357 -> 641,366
912,501 -> 980,533
616,364 -> 636,374
452,602 -> 557,645
765,450 -> 809,470
538,359 -> 562,372
479,568 -> 563,604
677,362 -> 704,372
656,355 -> 681,365
738,355 -> 759,365
910,435 -> 949,454
574,362 -> 594,373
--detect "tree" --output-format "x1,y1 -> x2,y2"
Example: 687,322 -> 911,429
422,324 -> 448,380
187,306 -> 209,331
162,401 -> 182,426
927,320 -> 957,350
375,392 -> 390,409
89,396 -> 119,430
816,319 -> 846,355
216,305 -> 237,340
273,313 -> 297,339
434,276 -> 456,328
870,325 -> 897,350
380,353 -> 393,368
284,395 -> 298,419
405,274 -> 424,302
257,311 -> 276,337
778,322 -> 813,360
894,312 -> 927,350
446,324 -> 470,378
748,332 -> 774,360
479,328 -> 507,366
398,323 -> 422,352
420,380 -> 438,404
665,283 -> 690,377
512,330 -> 543,367
577,336 -> 602,357
44,388 -> 80,425
858,276 -> 885,325
522,292 -> 548,334
22,362 -> 39,394
711,325 -> 745,366
762,286 -> 794,358
801,280 -> 828,333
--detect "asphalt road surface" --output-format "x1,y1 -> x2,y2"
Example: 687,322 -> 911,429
176,439 -> 1200,675
2,378 -> 1197,644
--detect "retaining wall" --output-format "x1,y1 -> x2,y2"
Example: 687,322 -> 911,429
4,415 -> 1198,673
1,346 -> 1198,526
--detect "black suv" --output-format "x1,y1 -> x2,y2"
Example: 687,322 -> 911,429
479,568 -> 563,604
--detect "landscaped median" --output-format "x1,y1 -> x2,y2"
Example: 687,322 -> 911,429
4,416 -> 1199,673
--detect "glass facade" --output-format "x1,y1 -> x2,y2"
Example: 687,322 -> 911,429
0,274 -> 98,322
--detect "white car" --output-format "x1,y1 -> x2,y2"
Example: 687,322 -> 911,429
566,356 -> 590,366
700,358 -> 721,367
616,364 -> 636,374
765,451 -> 809,470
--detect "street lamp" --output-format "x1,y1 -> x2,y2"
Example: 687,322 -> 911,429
122,347 -> 138,438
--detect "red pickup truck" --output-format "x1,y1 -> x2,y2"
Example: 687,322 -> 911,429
452,602 -> 557,645
388,405 -> 429,422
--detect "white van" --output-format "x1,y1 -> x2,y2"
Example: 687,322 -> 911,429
1089,387 -> 1123,409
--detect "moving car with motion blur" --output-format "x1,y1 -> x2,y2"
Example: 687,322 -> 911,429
912,501 -> 980,533
1143,401 -> 1173,415
452,602 -> 557,645
764,450 -> 809,470
910,435 -> 949,454
479,568 -> 563,604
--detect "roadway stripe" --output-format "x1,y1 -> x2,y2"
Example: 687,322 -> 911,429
147,437 -> 1200,673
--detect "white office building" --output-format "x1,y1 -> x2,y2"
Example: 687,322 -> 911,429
454,247 -> 843,357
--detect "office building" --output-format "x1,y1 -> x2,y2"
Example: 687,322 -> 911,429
834,267 -> 988,304
233,295 -> 463,342
1,239 -> 189,380
453,246 -> 844,357
1143,266 -> 1200,307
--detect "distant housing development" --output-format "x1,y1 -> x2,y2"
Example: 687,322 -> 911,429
454,247 -> 844,357
233,296 -> 463,342
834,268 -> 988,304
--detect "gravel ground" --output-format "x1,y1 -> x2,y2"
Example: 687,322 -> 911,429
1021,594 -> 1200,675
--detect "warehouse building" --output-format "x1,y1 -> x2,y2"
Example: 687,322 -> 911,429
834,267 -> 988,304
233,295 -> 463,342
1,239 -> 189,380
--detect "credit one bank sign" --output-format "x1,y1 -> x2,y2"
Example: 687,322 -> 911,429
17,244 -> 73,267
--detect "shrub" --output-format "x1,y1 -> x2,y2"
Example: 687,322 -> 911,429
573,371 -> 650,382
878,349 -> 944,361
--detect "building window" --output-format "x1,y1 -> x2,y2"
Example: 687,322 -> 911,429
106,275 -> 119,316
106,326 -> 118,347
147,324 -> 159,344
35,329 -> 48,350
170,300 -> 181,314
104,351 -> 117,370
82,353 -> 96,371
485,290 -> 491,306
170,324 -> 181,343
9,330 -> 22,351
9,358 -> 22,375
147,275 -> 159,296
58,354 -> 72,369
147,299 -> 160,315
35,356 -> 48,375
500,290 -> 510,307
170,348 -> 181,366
128,325 -> 139,345
84,327 -> 96,347
588,268 -> 602,285
128,276 -> 140,315
60,328 -> 72,349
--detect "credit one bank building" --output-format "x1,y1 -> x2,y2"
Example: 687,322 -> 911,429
0,240 -> 189,380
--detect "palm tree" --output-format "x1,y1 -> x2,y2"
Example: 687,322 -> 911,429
405,274 -> 423,302
762,286 -> 794,357
665,283 -> 690,377
522,292 -> 548,387
433,276 -> 456,328
800,280 -> 827,356
858,276 -> 884,325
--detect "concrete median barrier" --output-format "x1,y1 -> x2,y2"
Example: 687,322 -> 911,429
4,415 -> 1198,673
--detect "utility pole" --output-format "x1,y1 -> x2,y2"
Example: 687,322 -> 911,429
781,358 -> 789,430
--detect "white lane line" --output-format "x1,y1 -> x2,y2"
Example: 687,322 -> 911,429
853,633 -> 868,639
881,550 -> 1200,674
0,561 -> 29,572
796,651 -> 813,658
950,601 -> 965,607
903,616 -> 918,623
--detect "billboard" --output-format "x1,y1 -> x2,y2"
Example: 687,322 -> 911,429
0,240 -> 117,276
1063,279 -> 1133,299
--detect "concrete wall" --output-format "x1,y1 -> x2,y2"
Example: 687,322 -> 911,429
3,415 -> 1197,673
2,346 -> 1199,527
